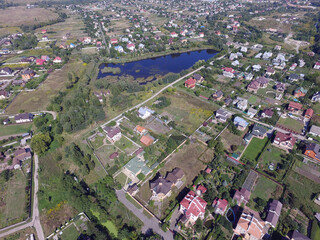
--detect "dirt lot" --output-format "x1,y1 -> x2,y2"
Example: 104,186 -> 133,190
145,117 -> 170,135
0,7 -> 58,27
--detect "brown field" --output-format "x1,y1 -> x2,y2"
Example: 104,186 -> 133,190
35,13 -> 86,43
220,129 -> 246,152
0,7 -> 58,27
5,60 -> 88,114
160,142 -> 210,186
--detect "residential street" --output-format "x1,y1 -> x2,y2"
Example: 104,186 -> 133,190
0,154 -> 44,240
116,190 -> 174,240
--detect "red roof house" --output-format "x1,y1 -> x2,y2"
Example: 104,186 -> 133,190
205,167 -> 212,174
179,191 -> 207,225
213,198 -> 228,215
273,132 -> 296,150
184,78 -> 196,89
288,101 -> 303,113
36,59 -> 45,65
196,185 -> 207,195
53,56 -> 62,63
110,38 -> 118,44
305,108 -> 314,119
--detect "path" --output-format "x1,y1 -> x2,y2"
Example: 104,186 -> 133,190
0,154 -> 44,240
116,190 -> 174,240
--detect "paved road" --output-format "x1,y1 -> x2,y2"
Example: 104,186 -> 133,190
116,190 -> 174,240
102,66 -> 205,128
0,154 -> 44,240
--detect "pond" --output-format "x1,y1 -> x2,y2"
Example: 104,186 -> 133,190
97,49 -> 217,84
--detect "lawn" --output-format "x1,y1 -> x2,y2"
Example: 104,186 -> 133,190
60,224 -> 79,240
115,136 -> 133,151
241,137 -> 269,163
311,220 -> 320,240
248,95 -> 257,104
251,175 -> 282,201
277,117 -> 304,133
91,134 -> 105,149
102,221 -> 118,237
115,172 -> 128,187
220,129 -> 245,153
0,123 -> 33,137
261,145 -> 285,164
95,145 -> 119,167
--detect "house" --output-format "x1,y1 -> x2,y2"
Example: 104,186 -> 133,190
0,67 -> 13,76
103,126 -> 121,143
233,188 -> 251,205
224,97 -> 233,106
245,73 -> 254,81
109,152 -> 118,160
288,73 -> 299,82
289,231 -> 311,240
140,135 -> 154,146
134,125 -> 147,135
36,59 -> 45,65
252,64 -> 261,72
247,80 -> 260,93
240,46 -> 247,53
127,43 -> 135,51
21,69 -> 35,80
138,43 -> 145,49
234,117 -> 248,131
265,200 -> 282,228
114,46 -> 124,53
314,62 -> 320,70
304,143 -> 320,161
212,90 -> 223,101
184,77 -> 196,89
288,102 -> 303,113
15,113 -> 33,123
222,67 -> 235,78
260,108 -> 274,118
199,32 -> 204,38
247,107 -> 258,119
251,124 -> 267,138
150,176 -> 173,200
294,87 -> 307,98
275,83 -> 285,92
266,67 -> 275,76
193,74 -> 204,83
165,168 -> 184,186
41,55 -> 50,61
138,107 -> 154,119
309,125 -> 320,137
273,132 -> 296,150
304,108 -> 313,119
179,191 -> 207,226
312,92 -> 320,102
170,32 -> 178,38
234,207 -> 266,240
53,57 -> 62,63
234,97 -> 248,111
196,185 -> 207,196
14,148 -> 31,161
0,90 -> 9,99
213,198 -> 228,215
215,108 -> 232,123
3,118 -> 10,125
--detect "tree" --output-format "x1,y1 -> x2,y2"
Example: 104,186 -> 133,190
194,218 -> 203,232
31,133 -> 52,154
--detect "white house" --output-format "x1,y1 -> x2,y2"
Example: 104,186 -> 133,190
15,113 -> 33,123
138,107 -> 154,119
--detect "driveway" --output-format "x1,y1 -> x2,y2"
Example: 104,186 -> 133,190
116,190 -> 174,240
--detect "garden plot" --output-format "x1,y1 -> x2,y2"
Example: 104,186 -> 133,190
145,117 -> 171,135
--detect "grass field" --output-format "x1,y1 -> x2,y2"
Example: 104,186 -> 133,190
90,134 -> 105,149
0,123 -> 32,137
114,136 -> 134,151
287,171 -> 320,213
0,170 -> 28,228
115,172 -> 128,187
6,60 -> 93,114
251,175 -> 282,201
149,91 -> 216,135
311,220 -> 320,240
241,137 -> 269,163
102,221 -> 118,237
0,7 -> 58,27
60,224 -> 79,240
277,117 -> 304,133
220,129 -> 244,153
